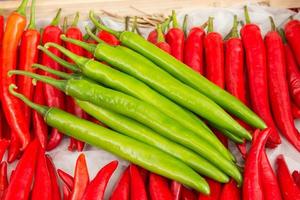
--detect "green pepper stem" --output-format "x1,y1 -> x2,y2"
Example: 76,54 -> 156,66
125,16 -> 130,31
63,17 -> 68,33
71,12 -> 80,27
60,34 -> 96,53
83,25 -> 97,41
172,10 -> 179,28
9,84 -> 49,116
16,0 -> 30,16
207,17 -> 214,33
38,45 -> 80,72
156,24 -> 165,43
89,10 -> 121,38
244,6 -> 251,24
32,64 -> 72,79
231,15 -> 239,38
45,41 -> 89,68
278,28 -> 287,44
161,17 -> 171,33
182,14 -> 188,37
201,21 -> 208,29
85,26 -> 103,43
8,70 -> 66,92
269,16 -> 276,31
27,0 -> 36,29
50,8 -> 62,26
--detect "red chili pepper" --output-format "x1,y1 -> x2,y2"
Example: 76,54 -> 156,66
242,128 -> 271,200
184,25 -> 206,74
46,155 -> 61,200
181,186 -> 197,200
155,24 -> 171,53
219,179 -> 240,200
292,171 -> 300,188
110,167 -> 130,200
65,12 -> 86,152
130,164 -> 147,200
5,139 -> 39,200
7,131 -> 20,163
139,167 -> 149,183
292,102 -> 300,119
18,0 -> 39,129
284,19 -> 300,66
240,7 -> 281,147
0,0 -> 31,151
31,148 -> 52,200
148,18 -> 171,44
97,30 -> 120,46
84,39 -> 97,59
0,140 -> 9,162
32,81 -> 48,148
82,160 -> 118,200
58,169 -> 74,190
165,11 -> 185,61
63,184 -> 71,200
0,162 -> 8,199
171,181 -> 182,200
0,15 -> 4,46
149,173 -> 172,200
70,153 -> 90,200
198,178 -> 221,200
41,8 -> 65,151
276,155 -> 300,199
266,18 -> 300,151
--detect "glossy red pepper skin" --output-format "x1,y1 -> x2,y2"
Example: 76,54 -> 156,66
284,20 -> 300,66
84,39 -> 97,59
139,167 -> 149,183
198,179 -> 221,200
147,30 -> 158,44
5,139 -> 39,200
241,24 -> 281,147
166,28 -> 184,61
7,131 -> 20,163
0,162 -> 8,199
243,128 -> 271,200
41,20 -> 65,151
265,29 -> 300,151
181,187 -> 197,200
291,102 -> 300,119
58,169 -> 74,190
171,178 -> 182,200
184,27 -> 205,74
63,184 -> 71,200
276,155 -> 300,200
46,155 -> 61,200
0,15 -> 4,46
130,164 -> 147,200
98,30 -> 120,46
156,42 -> 171,53
149,173 -> 173,200
110,167 -> 130,200
0,140 -> 10,162
292,171 -> 300,188
82,160 -> 118,200
70,154 -> 89,200
219,179 -> 240,200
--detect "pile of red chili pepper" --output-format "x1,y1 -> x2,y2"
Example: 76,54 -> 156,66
1,0 -> 300,198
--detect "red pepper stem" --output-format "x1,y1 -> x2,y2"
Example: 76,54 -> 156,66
16,0 -> 30,16
8,70 -> 66,92
85,26 -> 103,43
72,12 -> 80,27
50,8 -> 62,26
9,84 -> 49,116
89,10 -> 121,38
60,35 -> 96,53
244,6 -> 251,24
38,45 -> 80,72
207,17 -> 214,33
156,24 -> 165,43
231,15 -> 239,38
27,0 -> 36,29
182,14 -> 188,37
172,10 -> 179,28
269,16 -> 276,31
32,64 -> 72,79
45,41 -> 89,68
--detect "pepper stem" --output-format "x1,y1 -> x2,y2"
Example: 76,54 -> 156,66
32,64 -> 72,79
244,6 -> 251,24
16,0 -> 30,16
207,17 -> 214,33
9,84 -> 49,116
161,17 -> 171,33
269,16 -> 276,31
50,8 -> 62,26
278,28 -> 287,44
38,45 -> 79,72
60,35 -> 96,53
27,0 -> 36,29
85,26 -> 103,43
83,25 -> 97,41
182,14 -> 188,37
156,24 -> 165,43
125,16 -> 130,31
8,70 -> 66,92
231,15 -> 239,38
172,10 -> 179,28
72,12 -> 80,27
89,10 -> 121,38
45,41 -> 89,68
63,17 -> 68,33
131,16 -> 142,35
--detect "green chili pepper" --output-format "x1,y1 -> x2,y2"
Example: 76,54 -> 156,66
8,84 -> 209,193
39,42 -> 235,162
56,36 -> 251,141
76,100 -> 229,183
89,11 -> 266,130
8,70 -> 242,184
